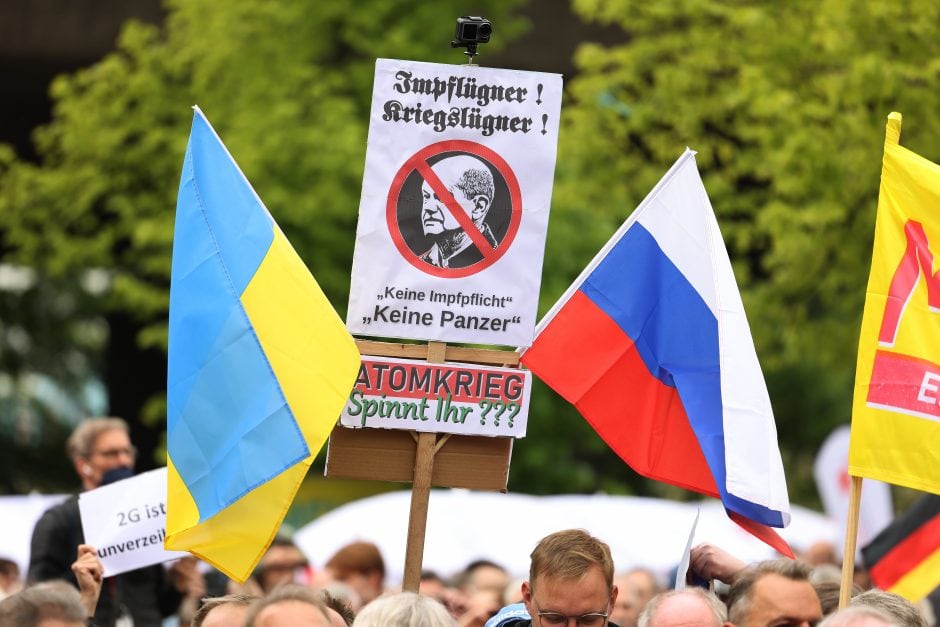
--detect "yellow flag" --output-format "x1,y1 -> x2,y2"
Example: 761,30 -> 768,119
849,112 -> 940,494
165,109 -> 360,582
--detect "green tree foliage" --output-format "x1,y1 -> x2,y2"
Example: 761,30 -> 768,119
518,0 -> 940,504
0,263 -> 106,492
0,0 -> 526,486
5,0 -> 940,506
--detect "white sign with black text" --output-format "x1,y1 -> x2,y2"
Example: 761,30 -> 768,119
78,467 -> 188,577
347,58 -> 563,347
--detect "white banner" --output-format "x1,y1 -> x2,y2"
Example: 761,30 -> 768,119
339,356 -> 531,437
347,59 -> 563,347
294,491 -> 839,586
814,424 -> 893,556
78,467 -> 188,577
0,493 -> 67,575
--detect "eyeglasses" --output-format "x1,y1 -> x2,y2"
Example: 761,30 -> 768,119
535,605 -> 609,626
92,446 -> 137,459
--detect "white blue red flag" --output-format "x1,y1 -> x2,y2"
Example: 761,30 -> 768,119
521,149 -> 792,555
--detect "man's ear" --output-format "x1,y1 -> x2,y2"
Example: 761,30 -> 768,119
521,580 -> 535,617
73,458 -> 90,478
472,195 -> 491,220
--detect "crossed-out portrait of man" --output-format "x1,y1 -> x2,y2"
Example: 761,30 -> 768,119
419,154 -> 497,269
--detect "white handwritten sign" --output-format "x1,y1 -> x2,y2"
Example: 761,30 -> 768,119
78,467 -> 188,577
339,356 -> 531,437
347,59 -> 563,347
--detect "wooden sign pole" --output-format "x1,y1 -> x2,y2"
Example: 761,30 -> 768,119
402,431 -> 436,592
327,339 -> 519,594
402,341 -> 447,593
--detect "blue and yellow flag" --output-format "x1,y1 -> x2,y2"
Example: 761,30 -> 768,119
165,107 -> 360,582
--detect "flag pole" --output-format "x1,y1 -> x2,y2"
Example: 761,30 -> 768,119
839,475 -> 863,608
838,113 -> 899,610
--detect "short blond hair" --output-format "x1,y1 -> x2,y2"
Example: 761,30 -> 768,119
66,417 -> 130,461
192,594 -> 259,627
529,529 -> 614,593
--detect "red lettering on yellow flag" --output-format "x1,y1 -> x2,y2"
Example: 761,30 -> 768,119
867,350 -> 940,421
879,220 -> 940,347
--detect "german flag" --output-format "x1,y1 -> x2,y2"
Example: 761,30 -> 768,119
862,494 -> 939,601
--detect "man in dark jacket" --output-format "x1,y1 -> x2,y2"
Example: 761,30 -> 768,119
28,417 -> 189,627
486,529 -> 620,627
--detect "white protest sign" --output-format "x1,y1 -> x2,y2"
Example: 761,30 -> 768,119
78,467 -> 188,577
347,58 -> 563,347
674,509 -> 700,591
340,356 -> 531,437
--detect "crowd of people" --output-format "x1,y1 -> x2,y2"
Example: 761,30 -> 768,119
0,418 -> 934,627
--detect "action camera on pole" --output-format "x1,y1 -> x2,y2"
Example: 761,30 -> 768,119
451,16 -> 492,62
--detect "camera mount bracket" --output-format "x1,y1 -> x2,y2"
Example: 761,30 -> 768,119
451,16 -> 491,65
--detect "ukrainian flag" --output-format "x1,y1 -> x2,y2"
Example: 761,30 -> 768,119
165,107 -> 360,582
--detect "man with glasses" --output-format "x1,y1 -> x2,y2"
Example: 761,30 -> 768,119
249,536 -> 312,594
28,417 -> 195,626
486,529 -> 620,627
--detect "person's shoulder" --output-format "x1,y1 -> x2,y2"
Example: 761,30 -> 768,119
31,496 -> 80,547
484,603 -> 531,627
420,245 -> 443,267
448,245 -> 483,268
37,494 -> 79,522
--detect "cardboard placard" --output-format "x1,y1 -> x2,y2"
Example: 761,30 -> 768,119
341,356 -> 531,437
325,426 -> 511,492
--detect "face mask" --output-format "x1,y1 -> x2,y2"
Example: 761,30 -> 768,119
100,466 -> 134,485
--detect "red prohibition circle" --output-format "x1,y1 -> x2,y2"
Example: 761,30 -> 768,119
386,140 -> 522,278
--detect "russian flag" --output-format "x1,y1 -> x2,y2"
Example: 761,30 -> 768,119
521,149 -> 792,555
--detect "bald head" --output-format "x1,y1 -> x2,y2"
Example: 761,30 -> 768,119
819,607 -> 900,627
199,603 -> 252,627
429,155 -> 494,204
245,584 -> 333,627
421,154 -> 495,238
639,589 -> 726,627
